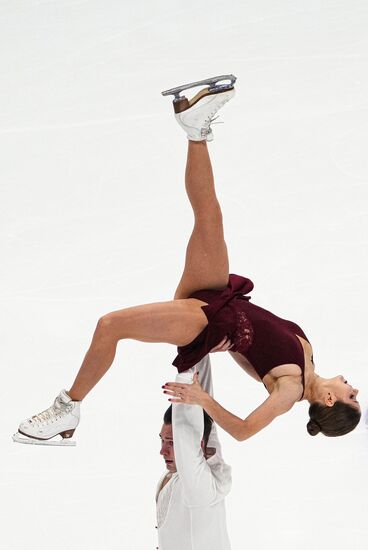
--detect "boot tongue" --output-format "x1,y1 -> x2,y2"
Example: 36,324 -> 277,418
55,389 -> 72,407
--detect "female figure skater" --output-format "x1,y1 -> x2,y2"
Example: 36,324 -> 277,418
13,75 -> 361,446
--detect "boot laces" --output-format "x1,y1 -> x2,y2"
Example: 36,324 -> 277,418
30,397 -> 72,426
201,115 -> 224,137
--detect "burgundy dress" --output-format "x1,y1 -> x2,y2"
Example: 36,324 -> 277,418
173,274 -> 309,395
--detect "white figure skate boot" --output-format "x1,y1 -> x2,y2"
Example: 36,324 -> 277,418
162,74 -> 236,141
13,389 -> 80,446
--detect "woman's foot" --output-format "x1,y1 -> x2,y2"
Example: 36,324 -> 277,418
13,389 -> 80,446
170,87 -> 235,142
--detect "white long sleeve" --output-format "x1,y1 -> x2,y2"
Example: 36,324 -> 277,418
196,356 -> 223,460
172,356 -> 231,507
156,355 -> 232,550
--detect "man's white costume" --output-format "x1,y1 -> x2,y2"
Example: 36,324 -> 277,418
156,356 -> 232,550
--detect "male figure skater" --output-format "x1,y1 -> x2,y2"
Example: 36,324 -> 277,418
156,355 -> 232,550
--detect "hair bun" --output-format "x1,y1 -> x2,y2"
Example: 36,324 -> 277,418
307,419 -> 321,436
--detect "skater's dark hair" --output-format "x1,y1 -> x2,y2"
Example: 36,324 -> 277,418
163,405 -> 213,447
307,401 -> 361,437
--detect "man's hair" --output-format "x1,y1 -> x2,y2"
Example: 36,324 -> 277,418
306,401 -> 361,437
163,405 -> 213,447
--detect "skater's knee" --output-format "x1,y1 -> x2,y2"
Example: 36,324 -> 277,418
95,314 -> 118,340
195,201 -> 222,226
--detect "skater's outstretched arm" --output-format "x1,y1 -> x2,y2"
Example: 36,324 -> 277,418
164,374 -> 302,441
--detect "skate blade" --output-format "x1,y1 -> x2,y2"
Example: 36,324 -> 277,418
12,432 -> 76,447
161,74 -> 236,97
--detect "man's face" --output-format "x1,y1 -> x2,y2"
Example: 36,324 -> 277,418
159,423 -> 177,473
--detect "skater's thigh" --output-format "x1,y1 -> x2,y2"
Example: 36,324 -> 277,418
174,220 -> 229,299
101,299 -> 208,347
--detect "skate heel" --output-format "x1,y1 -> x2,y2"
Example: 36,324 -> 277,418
173,96 -> 190,113
60,429 -> 75,439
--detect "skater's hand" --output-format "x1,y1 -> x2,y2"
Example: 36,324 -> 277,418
210,336 -> 234,353
163,373 -> 208,406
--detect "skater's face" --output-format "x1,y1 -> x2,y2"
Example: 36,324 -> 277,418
159,423 -> 177,473
324,376 -> 360,410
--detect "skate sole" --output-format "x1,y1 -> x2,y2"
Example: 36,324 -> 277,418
13,430 -> 76,447
175,86 -> 234,114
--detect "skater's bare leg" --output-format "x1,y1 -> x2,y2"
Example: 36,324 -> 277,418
15,85 -> 236,443
68,299 -> 207,401
174,140 -> 229,299
68,142 -> 227,401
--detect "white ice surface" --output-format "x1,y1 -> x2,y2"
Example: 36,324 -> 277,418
1,1 -> 368,549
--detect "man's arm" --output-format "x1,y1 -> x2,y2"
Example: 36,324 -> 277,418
195,355 -> 223,459
172,356 -> 231,506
